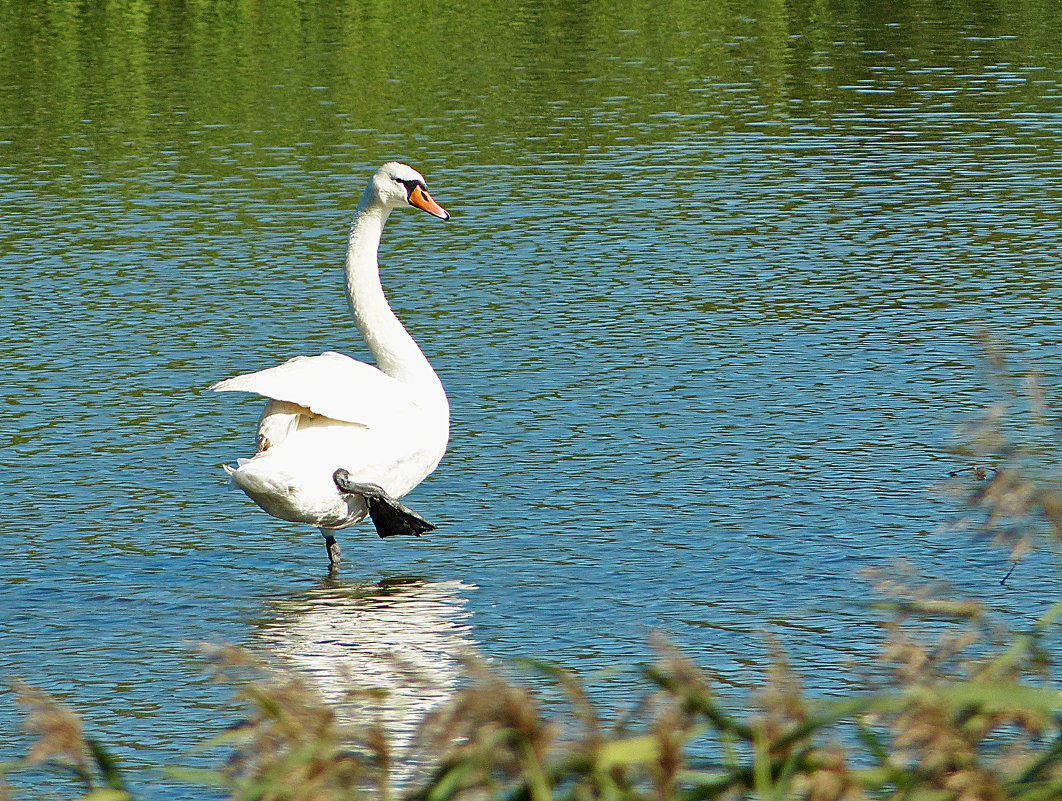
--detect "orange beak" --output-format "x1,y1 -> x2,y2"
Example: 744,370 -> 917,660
409,184 -> 450,221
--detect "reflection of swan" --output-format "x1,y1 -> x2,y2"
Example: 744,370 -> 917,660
256,577 -> 476,781
212,162 -> 452,567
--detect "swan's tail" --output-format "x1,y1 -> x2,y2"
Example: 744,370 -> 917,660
221,459 -> 250,485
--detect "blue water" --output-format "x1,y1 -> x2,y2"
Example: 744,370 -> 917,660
2,3 -> 1062,796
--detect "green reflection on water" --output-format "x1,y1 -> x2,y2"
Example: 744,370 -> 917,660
4,0 -> 1062,182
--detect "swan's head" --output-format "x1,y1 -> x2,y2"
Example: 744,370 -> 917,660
367,162 -> 450,221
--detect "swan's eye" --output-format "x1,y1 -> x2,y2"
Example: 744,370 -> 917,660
392,177 -> 424,198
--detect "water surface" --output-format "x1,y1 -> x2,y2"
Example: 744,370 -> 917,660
2,1 -> 1062,795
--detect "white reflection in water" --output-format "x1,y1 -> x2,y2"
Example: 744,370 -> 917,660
256,577 -> 476,780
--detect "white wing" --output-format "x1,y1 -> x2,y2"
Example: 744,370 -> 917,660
211,351 -> 419,428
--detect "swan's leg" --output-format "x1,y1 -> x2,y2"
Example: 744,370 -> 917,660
321,529 -> 341,566
333,468 -> 437,539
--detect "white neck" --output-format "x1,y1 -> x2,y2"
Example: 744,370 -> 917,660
344,196 -> 442,393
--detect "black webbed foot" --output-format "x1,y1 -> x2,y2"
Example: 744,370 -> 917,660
333,468 -> 437,538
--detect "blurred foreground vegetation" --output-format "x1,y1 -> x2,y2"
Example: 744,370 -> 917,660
3,356 -> 1062,801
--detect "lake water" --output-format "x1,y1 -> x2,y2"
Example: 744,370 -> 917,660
3,1 -> 1062,796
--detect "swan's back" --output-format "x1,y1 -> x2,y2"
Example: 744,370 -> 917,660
212,351 -> 437,429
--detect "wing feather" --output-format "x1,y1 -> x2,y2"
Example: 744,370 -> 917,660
211,351 -> 418,428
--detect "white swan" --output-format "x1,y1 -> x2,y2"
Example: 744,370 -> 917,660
212,162 -> 451,566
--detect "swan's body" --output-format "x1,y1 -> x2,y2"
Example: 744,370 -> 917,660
212,162 -> 451,564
